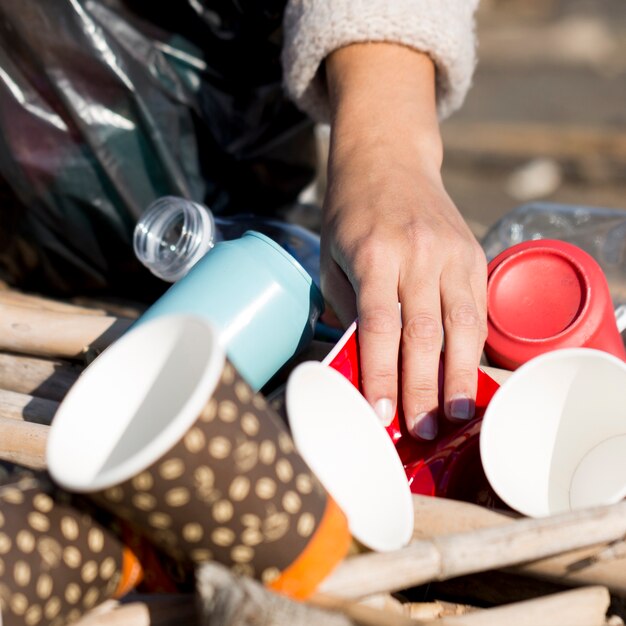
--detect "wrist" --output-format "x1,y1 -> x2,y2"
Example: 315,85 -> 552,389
326,42 -> 444,172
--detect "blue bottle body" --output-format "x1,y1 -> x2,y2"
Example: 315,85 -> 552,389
137,231 -> 323,391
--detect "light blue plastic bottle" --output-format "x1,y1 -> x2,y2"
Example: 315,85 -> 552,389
133,198 -> 323,392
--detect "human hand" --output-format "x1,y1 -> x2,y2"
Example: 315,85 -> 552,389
322,43 -> 487,440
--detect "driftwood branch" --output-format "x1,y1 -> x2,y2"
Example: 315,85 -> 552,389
73,595 -> 198,626
0,352 -> 81,401
0,303 -> 133,359
321,499 -> 626,598
437,586 -> 609,626
197,562 -> 355,626
0,289 -> 108,315
412,492 -> 626,597
316,587 -> 609,626
0,417 -> 48,469
196,562 -> 609,626
70,296 -> 146,319
0,388 -> 59,424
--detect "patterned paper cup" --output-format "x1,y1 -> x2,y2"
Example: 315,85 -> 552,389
0,474 -> 142,626
47,315 -> 351,599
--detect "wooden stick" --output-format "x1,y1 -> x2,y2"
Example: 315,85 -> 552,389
315,586 -> 609,626
197,562 -> 356,626
311,593 -> 442,626
74,595 -> 197,626
197,562 -> 608,626
428,569 -> 569,608
0,289 -> 107,315
0,388 -> 59,424
0,417 -> 48,469
71,297 -> 146,320
411,494 -> 626,597
0,352 -> 81,402
0,303 -> 133,359
411,494 -> 515,541
435,586 -> 609,626
404,601 -> 476,620
320,499 -> 626,598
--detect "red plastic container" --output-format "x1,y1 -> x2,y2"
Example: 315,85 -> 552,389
485,239 -> 626,370
322,322 -> 502,503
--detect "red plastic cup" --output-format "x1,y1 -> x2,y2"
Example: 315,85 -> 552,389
485,239 -> 626,370
322,322 -> 502,503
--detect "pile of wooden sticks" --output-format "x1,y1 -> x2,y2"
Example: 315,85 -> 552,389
0,285 -> 624,626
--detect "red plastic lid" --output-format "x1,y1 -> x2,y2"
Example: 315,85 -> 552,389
485,239 -> 626,369
488,248 -> 587,340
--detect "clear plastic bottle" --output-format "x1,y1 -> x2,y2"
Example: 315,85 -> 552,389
482,201 -> 626,311
133,196 -> 321,288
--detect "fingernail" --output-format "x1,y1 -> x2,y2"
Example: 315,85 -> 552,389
449,395 -> 475,421
374,398 -> 394,427
412,411 -> 438,440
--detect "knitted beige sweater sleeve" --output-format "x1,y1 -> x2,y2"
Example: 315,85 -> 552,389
281,0 -> 479,123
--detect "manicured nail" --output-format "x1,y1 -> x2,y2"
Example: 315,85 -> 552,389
449,395 -> 475,421
374,398 -> 394,427
412,411 -> 438,440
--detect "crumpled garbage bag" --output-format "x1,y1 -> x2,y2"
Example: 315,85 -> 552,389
0,0 -> 316,300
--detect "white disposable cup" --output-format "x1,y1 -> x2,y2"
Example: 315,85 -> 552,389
480,348 -> 626,517
286,362 -> 414,551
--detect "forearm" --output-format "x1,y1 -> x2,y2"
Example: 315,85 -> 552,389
325,43 -> 444,185
282,0 -> 479,123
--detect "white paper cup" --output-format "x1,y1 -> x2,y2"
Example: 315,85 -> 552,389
285,362 -> 414,551
480,348 -> 626,517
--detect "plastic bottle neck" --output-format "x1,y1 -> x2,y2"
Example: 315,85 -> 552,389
133,196 -> 218,283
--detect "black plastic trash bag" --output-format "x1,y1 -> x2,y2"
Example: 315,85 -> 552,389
0,0 -> 316,300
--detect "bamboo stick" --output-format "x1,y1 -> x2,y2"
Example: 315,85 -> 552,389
0,388 -> 59,424
320,499 -> 626,598
0,417 -> 48,469
0,352 -> 81,401
0,303 -> 133,359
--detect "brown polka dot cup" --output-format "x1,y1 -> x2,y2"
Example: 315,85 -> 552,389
47,315 -> 351,599
0,474 -> 142,626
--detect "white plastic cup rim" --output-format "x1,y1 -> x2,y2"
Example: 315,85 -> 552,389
286,361 -> 414,551
480,347 -> 626,517
47,314 -> 226,492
